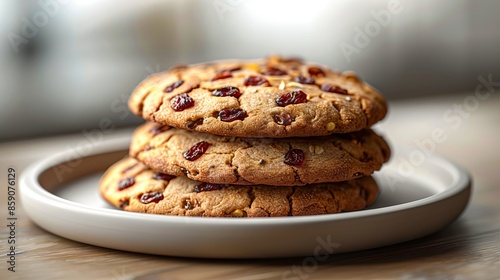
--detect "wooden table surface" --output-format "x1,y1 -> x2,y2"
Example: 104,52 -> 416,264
1,92 -> 499,280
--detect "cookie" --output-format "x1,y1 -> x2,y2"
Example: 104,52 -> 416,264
129,122 -> 391,186
128,55 -> 387,138
99,157 -> 379,217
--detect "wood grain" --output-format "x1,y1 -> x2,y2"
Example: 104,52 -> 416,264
1,93 -> 499,280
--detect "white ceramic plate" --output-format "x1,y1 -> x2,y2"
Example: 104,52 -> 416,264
20,137 -> 471,259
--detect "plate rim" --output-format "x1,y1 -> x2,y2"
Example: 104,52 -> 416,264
20,136 -> 472,226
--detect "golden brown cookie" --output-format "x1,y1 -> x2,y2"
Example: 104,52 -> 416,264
128,55 -> 387,138
99,157 -> 379,217
129,122 -> 390,186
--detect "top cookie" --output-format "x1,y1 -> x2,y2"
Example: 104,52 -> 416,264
128,55 -> 387,138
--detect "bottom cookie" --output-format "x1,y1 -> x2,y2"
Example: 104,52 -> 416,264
99,157 -> 380,217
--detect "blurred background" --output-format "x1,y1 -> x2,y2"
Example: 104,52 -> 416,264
0,0 -> 498,141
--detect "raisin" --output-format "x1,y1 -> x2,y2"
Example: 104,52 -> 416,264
139,192 -> 164,204
118,200 -> 129,209
186,118 -> 204,129
321,83 -> 349,95
164,80 -> 184,92
218,108 -> 248,122
273,113 -> 293,126
194,183 -> 224,193
244,75 -> 270,86
224,66 -> 242,72
152,173 -> 176,181
263,66 -> 287,76
308,67 -> 325,77
284,149 -> 305,166
171,93 -> 194,111
183,141 -> 211,161
294,75 -> 315,85
211,70 -> 232,81
275,90 -> 307,106
213,86 -> 241,98
118,177 -> 135,191
149,124 -> 171,135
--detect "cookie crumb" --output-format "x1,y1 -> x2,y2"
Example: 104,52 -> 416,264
286,82 -> 304,88
326,122 -> 336,131
231,209 -> 246,217
309,145 -> 324,155
315,146 -> 324,154
279,80 -> 286,90
308,146 -> 315,153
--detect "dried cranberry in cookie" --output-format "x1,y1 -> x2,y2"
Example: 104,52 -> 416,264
186,118 -> 204,129
321,84 -> 349,95
218,108 -> 247,122
263,66 -> 287,76
222,66 -> 242,72
140,192 -> 164,204
213,86 -> 241,98
211,70 -> 232,81
171,93 -> 194,111
273,113 -> 293,126
284,149 -> 305,166
118,177 -> 135,190
193,183 -> 224,193
244,76 -> 270,86
118,200 -> 129,209
152,173 -> 175,181
294,75 -> 315,85
164,80 -> 184,92
307,66 -> 326,77
183,141 -> 211,161
149,124 -> 171,135
275,90 -> 307,106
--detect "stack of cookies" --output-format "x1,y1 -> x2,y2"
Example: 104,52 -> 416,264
99,56 -> 390,217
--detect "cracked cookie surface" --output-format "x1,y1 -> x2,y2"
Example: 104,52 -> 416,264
99,157 -> 379,217
130,122 -> 391,186
128,55 -> 387,138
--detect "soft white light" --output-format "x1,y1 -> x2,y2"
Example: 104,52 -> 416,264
243,0 -> 335,26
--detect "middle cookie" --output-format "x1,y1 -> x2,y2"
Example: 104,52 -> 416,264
130,122 -> 391,186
